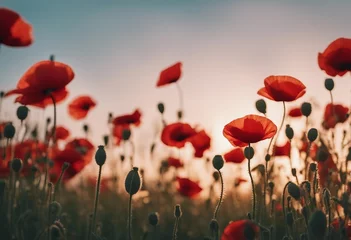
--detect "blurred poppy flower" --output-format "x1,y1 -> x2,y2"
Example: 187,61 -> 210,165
6,60 -> 75,108
332,218 -> 351,238
322,103 -> 349,130
223,115 -> 277,147
14,140 -> 46,162
112,124 -> 129,146
55,126 -> 70,141
156,62 -> 182,87
68,95 -> 96,120
223,148 -> 245,164
273,141 -> 291,157
221,220 -> 259,240
0,8 -> 33,47
176,177 -> 202,198
288,107 -> 302,117
189,130 -> 211,158
318,154 -> 338,187
113,109 -> 141,126
318,38 -> 351,77
258,75 -> 306,102
65,138 -> 94,164
161,122 -> 197,148
87,176 -> 111,192
168,157 -> 184,168
234,178 -> 247,187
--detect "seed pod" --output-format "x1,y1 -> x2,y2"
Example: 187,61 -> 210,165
212,155 -> 224,170
265,154 -> 271,162
148,212 -> 159,226
244,146 -> 255,159
301,102 -> 312,117
316,147 -> 329,162
157,102 -> 165,114
310,163 -> 317,172
103,135 -> 109,146
11,158 -> 23,173
212,171 -> 220,182
125,167 -> 142,195
288,182 -> 301,200
285,124 -> 294,140
324,78 -> 334,91
268,181 -> 275,190
4,123 -> 15,139
291,168 -> 297,176
255,99 -> 267,114
122,128 -> 131,141
83,124 -> 89,133
50,201 -> 62,216
177,110 -> 183,120
308,210 -> 327,238
307,128 -> 318,142
174,204 -> 182,218
16,105 -> 29,121
95,145 -> 106,166
209,219 -> 219,232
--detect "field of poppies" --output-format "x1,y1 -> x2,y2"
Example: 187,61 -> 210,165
1,6 -> 351,240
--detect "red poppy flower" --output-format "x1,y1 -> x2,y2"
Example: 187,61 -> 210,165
318,154 -> 338,187
322,103 -> 349,130
223,115 -> 277,147
87,176 -> 111,192
65,138 -> 94,164
223,148 -> 245,164
318,38 -> 351,77
112,109 -> 141,126
0,8 -> 33,47
112,124 -> 129,146
221,220 -> 259,240
168,157 -> 184,168
288,107 -> 302,117
189,130 -> 211,158
161,122 -> 197,148
234,178 -> 247,187
273,141 -> 291,157
176,177 -> 202,198
6,60 -> 75,108
68,95 -> 97,120
55,126 -> 70,141
257,75 -> 306,102
156,62 -> 182,87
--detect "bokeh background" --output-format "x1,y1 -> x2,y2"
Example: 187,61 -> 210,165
1,0 -> 351,157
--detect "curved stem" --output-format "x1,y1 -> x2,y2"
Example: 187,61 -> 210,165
49,93 -> 57,145
172,217 -> 179,240
213,170 -> 224,219
247,143 -> 256,221
128,193 -> 133,240
91,165 -> 102,239
176,82 -> 184,119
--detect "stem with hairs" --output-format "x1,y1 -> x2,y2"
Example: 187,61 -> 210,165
90,165 -> 102,240
172,217 -> 179,240
213,170 -> 224,219
247,144 -> 256,221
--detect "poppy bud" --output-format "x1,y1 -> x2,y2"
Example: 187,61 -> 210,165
11,158 -> 23,173
50,55 -> 55,61
291,168 -> 297,176
95,146 -> 106,166
148,212 -> 159,226
120,154 -> 125,162
307,128 -> 318,142
244,146 -> 255,159
301,102 -> 312,117
46,117 -> 51,124
286,212 -> 294,226
265,154 -> 271,162
285,124 -> 294,140
4,123 -> 15,139
16,105 -> 29,121
49,201 -> 62,216
308,210 -> 327,238
255,99 -> 267,114
174,204 -> 182,218
316,148 -> 329,162
108,112 -> 113,124
31,126 -> 38,139
125,167 -> 142,195
309,163 -> 317,172
103,135 -> 109,146
324,78 -> 334,91
177,110 -> 183,120
157,102 -> 165,114
212,171 -> 220,182
288,182 -> 300,200
122,128 -> 131,141
268,181 -> 274,190
62,162 -> 70,171
83,124 -> 89,133
150,142 -> 156,154
212,155 -> 224,170
209,219 -> 219,232
0,91 -> 4,98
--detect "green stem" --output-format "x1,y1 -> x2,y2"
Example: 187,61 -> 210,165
49,93 -> 57,145
213,170 -> 224,219
172,217 -> 179,240
91,165 -> 102,238
247,144 -> 256,221
128,193 -> 133,240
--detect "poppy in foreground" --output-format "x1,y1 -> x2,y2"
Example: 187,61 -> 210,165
161,122 -> 197,148
156,62 -> 182,87
223,148 -> 245,164
257,75 -> 306,102
223,114 -> 277,147
68,95 -> 97,120
176,177 -> 202,198
221,220 -> 259,240
0,8 -> 33,47
318,37 -> 351,77
322,103 -> 349,130
6,60 -> 75,107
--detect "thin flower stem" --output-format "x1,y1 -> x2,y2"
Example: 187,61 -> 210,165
213,170 -> 224,219
247,143 -> 256,221
91,165 -> 102,238
176,82 -> 184,119
49,93 -> 57,144
128,193 -> 133,240
172,217 -> 179,240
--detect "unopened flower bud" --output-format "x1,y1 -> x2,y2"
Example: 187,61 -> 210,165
288,182 -> 301,200
157,102 -> 165,114
177,110 -> 183,120
307,128 -> 318,142
209,219 -> 219,232
255,99 -> 267,114
285,124 -> 294,140
125,167 -> 142,195
49,201 -> 62,216
291,168 -> 297,176
310,163 -> 317,172
268,181 -> 275,190
244,146 -> 254,159
212,171 -> 219,182
265,154 -> 271,162
308,210 -> 327,238
316,147 -> 329,162
212,155 -> 224,170
122,128 -> 131,141
174,204 -> 182,218
103,135 -> 109,146
148,212 -> 159,226
50,55 -> 55,61
11,158 -> 23,173
83,124 -> 89,133
4,123 -> 15,139
301,102 -> 312,117
95,146 -> 106,166
324,78 -> 334,91
16,105 -> 29,121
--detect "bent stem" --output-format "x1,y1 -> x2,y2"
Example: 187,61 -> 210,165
282,181 -> 291,235
213,170 -> 224,219
247,143 -> 256,221
91,165 -> 102,239
172,216 -> 180,240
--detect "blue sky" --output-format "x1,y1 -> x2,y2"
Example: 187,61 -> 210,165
1,1 -> 351,154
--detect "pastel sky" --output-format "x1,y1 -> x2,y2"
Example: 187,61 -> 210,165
1,0 -> 351,156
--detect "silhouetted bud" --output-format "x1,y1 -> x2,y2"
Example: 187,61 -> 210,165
212,171 -> 220,182
309,210 -> 327,238
49,201 -> 62,216
148,212 -> 159,226
11,158 -> 23,173
122,128 -> 131,141
212,155 -> 224,170
310,163 -> 317,172
125,167 -> 141,195
46,117 -> 51,124
307,128 -> 318,142
301,102 -> 312,117
0,91 -> 4,98
16,105 -> 29,121
255,99 -> 267,114
285,124 -> 294,140
324,78 -> 334,91
265,154 -> 271,161
95,146 -> 106,166
316,147 -> 329,162
292,168 -> 297,176
288,182 -> 301,200
50,55 -> 55,61
286,212 -> 294,226
157,102 -> 165,114
177,110 -> 183,120
268,181 -> 274,190
209,219 -> 219,232
103,135 -> 109,146
244,146 -> 254,159
120,154 -> 125,162
4,123 -> 15,139
83,124 -> 89,133
174,204 -> 182,218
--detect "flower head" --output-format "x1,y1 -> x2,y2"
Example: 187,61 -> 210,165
176,177 -> 202,198
161,122 -> 197,148
156,62 -> 182,87
68,95 -> 96,120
